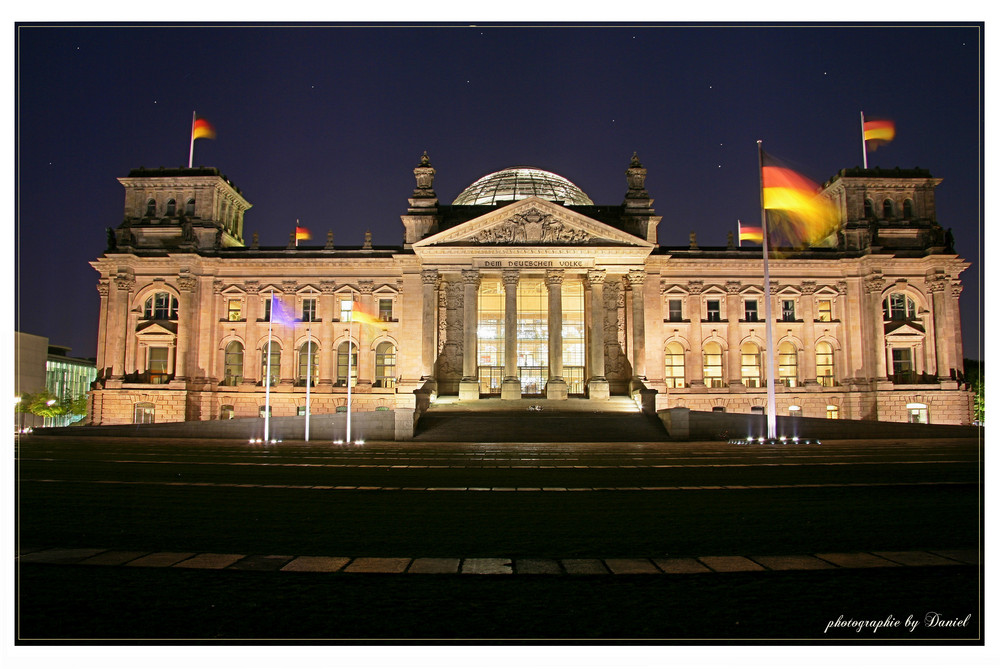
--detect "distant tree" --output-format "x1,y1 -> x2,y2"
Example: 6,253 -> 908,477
964,359 -> 984,425
20,390 -> 67,419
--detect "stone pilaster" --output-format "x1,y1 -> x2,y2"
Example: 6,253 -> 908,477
725,281 -> 742,387
357,280 -> 375,387
801,281 -> 818,385
686,280 -> 704,387
501,269 -> 521,400
586,269 -> 609,399
319,281 -> 337,386
174,274 -> 197,380
110,272 -> 134,378
865,274 -> 887,380
459,269 -> 482,400
545,269 -> 567,399
928,275 -> 952,380
628,269 -> 646,380
420,269 -> 439,381
95,280 -> 109,377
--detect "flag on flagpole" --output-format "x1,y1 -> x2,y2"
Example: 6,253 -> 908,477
760,152 -> 840,248
295,224 -> 311,245
192,116 -> 216,141
349,302 -> 382,327
863,118 -> 895,149
738,220 -> 763,245
269,294 -> 296,326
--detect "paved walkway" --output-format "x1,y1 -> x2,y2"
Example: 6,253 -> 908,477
17,547 -> 978,574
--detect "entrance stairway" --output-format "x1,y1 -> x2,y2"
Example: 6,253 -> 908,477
413,397 -> 669,443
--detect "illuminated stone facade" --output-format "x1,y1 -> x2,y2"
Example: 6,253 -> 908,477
88,156 -> 973,432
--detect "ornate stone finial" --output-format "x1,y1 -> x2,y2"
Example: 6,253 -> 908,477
287,232 -> 297,249
251,231 -> 259,250
363,230 -> 373,249
502,269 -> 521,286
325,230 -> 335,250
627,269 -> 646,287
586,268 -> 607,286
545,269 -> 565,286
689,231 -> 698,249
413,151 -> 436,197
462,269 -> 482,288
727,231 -> 735,249
625,152 -> 649,199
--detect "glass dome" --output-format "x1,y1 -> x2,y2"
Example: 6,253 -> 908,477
452,166 -> 594,206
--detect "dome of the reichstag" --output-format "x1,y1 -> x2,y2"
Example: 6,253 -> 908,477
452,166 -> 594,206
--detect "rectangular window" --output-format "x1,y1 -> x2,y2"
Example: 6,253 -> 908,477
667,299 -> 683,322
782,299 -> 795,321
817,299 -> 832,322
263,298 -> 271,322
227,299 -> 242,321
148,347 -> 169,384
340,298 -> 353,322
744,299 -> 758,322
826,405 -> 839,420
706,300 -> 721,322
892,348 -> 914,383
302,298 -> 317,322
379,298 -> 393,321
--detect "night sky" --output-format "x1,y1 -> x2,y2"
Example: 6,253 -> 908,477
14,23 -> 983,362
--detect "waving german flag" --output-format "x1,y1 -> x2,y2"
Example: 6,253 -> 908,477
761,153 -> 840,248
192,116 -> 216,141
863,118 -> 895,150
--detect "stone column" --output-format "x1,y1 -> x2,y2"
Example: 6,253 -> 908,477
459,269 -> 482,400
628,269 -> 646,380
174,274 -> 197,380
950,281 -> 965,377
319,282 -> 336,386
865,275 -> 887,381
421,269 -> 439,381
686,281 -> 704,387
241,287 -> 260,384
124,311 -> 139,376
357,280 -> 375,387
929,277 -> 952,380
801,281 -> 818,385
501,269 -> 521,400
95,280 -> 110,377
545,269 -> 567,399
725,281 -> 742,387
836,281 -> 852,384
109,273 -> 134,379
586,269 -> 609,399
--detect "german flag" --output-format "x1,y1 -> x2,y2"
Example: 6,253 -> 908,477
761,153 -> 839,248
863,119 -> 895,149
192,116 -> 216,141
738,221 -> 763,245
295,225 -> 311,243
349,302 -> 382,327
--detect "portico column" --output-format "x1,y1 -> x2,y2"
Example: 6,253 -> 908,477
929,278 -> 952,380
174,275 -> 197,381
319,282 -> 336,385
110,274 -> 134,379
545,269 -> 568,400
687,281 -> 705,387
725,281 -> 742,387
459,269 -> 481,400
501,269 -> 521,400
586,269 -> 610,399
865,275 -> 887,381
95,280 -> 110,377
628,269 -> 647,380
420,269 -> 439,381
801,282 -> 818,385
357,280 -> 375,386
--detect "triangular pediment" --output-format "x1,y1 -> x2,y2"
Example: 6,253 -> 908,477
136,321 -> 177,336
885,321 -> 926,338
413,197 -> 653,249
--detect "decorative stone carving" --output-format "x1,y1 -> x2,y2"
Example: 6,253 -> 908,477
325,230 -> 335,250
545,269 -> 564,286
469,208 -> 592,245
320,280 -> 337,294
587,268 -> 606,286
96,280 -> 110,297
413,151 -> 436,197
627,269 -> 646,288
502,269 -> 520,286
358,280 -> 374,295
625,152 -> 648,198
421,269 -> 439,285
836,281 -> 848,296
725,280 -> 741,294
864,275 -> 885,294
177,275 -> 197,292
800,281 -> 817,295
461,269 -> 481,288
687,280 -> 704,295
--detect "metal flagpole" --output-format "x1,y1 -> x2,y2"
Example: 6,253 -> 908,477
188,111 -> 196,168
738,220 -> 743,247
264,289 -> 274,442
756,141 -> 778,440
860,111 -> 868,169
305,325 -> 311,441
346,317 -> 354,443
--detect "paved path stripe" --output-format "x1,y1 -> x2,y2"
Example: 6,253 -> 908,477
16,548 -> 979,574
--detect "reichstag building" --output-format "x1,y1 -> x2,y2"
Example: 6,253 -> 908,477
88,152 -> 972,433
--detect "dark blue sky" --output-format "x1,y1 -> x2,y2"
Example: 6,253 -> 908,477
15,24 -> 983,361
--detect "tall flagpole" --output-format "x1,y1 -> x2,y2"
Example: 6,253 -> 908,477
737,220 -> 743,247
264,289 -> 274,442
305,325 -> 311,442
188,111 -> 196,168
346,318 -> 354,443
860,111 -> 868,169
756,141 -> 778,440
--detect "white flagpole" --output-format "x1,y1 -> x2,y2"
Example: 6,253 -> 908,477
738,220 -> 743,247
264,289 -> 273,442
188,111 -> 196,169
305,325 -> 312,442
346,317 -> 354,443
860,111 -> 868,169
757,141 -> 778,441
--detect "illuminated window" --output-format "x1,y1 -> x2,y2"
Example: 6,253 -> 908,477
703,342 -> 724,387
219,405 -> 235,420
517,278 -> 548,394
336,341 -> 358,387
826,405 -> 839,419
665,341 -> 685,388
340,298 -> 353,322
816,342 -> 835,386
561,281 -> 586,394
260,342 -> 280,386
706,299 -> 721,322
223,341 -> 243,386
778,341 -> 798,387
302,298 -> 317,322
907,402 -> 928,424
134,402 -> 155,424
788,405 -> 803,417
667,299 -> 683,321
259,406 -> 272,417
379,298 -> 393,321
741,342 -> 762,387
882,293 -> 917,321
817,299 -> 833,322
781,299 -> 796,321
144,292 -> 178,320
891,348 -> 914,383
298,342 -> 318,385
477,278 -> 505,394
227,299 -> 242,321
375,342 -> 397,388
148,347 -> 169,384
744,300 -> 759,322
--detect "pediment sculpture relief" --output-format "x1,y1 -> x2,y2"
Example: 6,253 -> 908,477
468,208 -> 593,245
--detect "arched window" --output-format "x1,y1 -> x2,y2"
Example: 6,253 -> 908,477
863,199 -> 874,219
741,342 -> 762,388
134,402 -> 155,424
145,198 -> 156,217
664,341 -> 685,388
703,342 -> 724,388
143,292 -> 178,320
298,341 -> 318,385
778,341 -> 798,387
882,293 -> 918,321
882,199 -> 894,219
375,342 -> 397,388
223,341 -> 243,386
185,198 -> 196,216
903,199 -> 914,219
336,341 -> 358,387
260,342 -> 281,387
816,342 -> 835,387
165,199 -> 176,216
